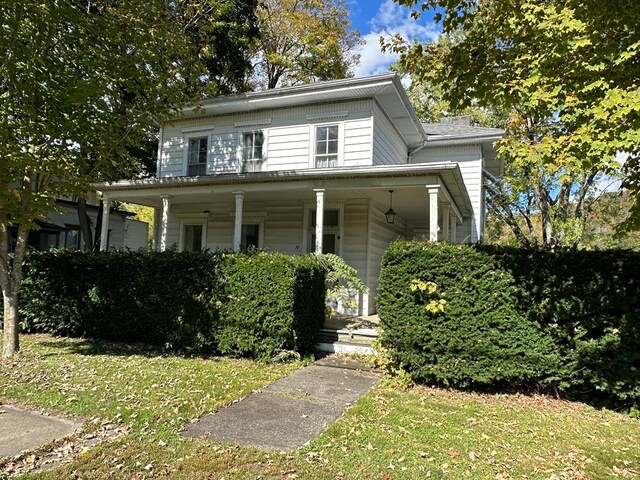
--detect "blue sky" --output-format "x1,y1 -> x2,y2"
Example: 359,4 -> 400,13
347,0 -> 442,76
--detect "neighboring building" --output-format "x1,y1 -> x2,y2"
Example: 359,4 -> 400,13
8,195 -> 149,252
95,74 -> 503,314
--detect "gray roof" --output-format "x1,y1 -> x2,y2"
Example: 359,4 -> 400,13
422,123 -> 504,140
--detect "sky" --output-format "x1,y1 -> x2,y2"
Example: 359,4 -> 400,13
347,0 -> 442,77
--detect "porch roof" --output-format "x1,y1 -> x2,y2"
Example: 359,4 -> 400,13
95,163 -> 472,219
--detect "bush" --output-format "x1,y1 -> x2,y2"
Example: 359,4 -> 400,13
20,250 -> 221,352
378,241 -> 557,389
19,249 -> 327,358
378,240 -> 640,409
215,251 -> 327,359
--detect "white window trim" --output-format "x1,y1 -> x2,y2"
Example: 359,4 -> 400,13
183,132 -> 212,176
229,212 -> 267,248
176,213 -> 208,251
301,201 -> 344,256
308,122 -> 344,169
236,130 -> 268,173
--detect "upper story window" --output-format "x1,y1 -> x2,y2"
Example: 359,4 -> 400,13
187,137 -> 208,176
315,125 -> 338,168
242,131 -> 264,161
241,131 -> 264,173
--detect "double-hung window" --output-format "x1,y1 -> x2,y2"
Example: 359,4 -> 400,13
315,125 -> 338,168
187,137 -> 208,176
241,131 -> 264,172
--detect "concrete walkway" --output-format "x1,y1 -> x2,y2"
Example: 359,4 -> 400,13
0,405 -> 81,459
181,355 -> 381,451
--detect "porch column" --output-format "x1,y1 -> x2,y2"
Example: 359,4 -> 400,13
314,188 -> 325,254
451,216 -> 457,243
99,195 -> 110,251
427,187 -> 439,242
160,195 -> 172,252
152,207 -> 161,251
233,191 -> 245,252
442,203 -> 450,242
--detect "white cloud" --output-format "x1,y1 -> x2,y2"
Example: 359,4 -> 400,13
353,0 -> 440,77
594,152 -> 628,194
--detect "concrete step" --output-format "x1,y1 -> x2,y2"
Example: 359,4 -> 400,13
315,341 -> 376,355
317,328 -> 378,345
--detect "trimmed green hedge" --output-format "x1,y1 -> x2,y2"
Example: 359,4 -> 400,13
378,240 -> 640,409
216,253 -> 326,358
18,250 -> 327,359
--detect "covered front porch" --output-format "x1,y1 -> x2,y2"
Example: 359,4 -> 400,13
95,163 -> 473,315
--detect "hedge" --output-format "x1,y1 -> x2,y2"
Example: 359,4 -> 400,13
16,249 -> 327,359
216,253 -> 326,358
378,240 -> 640,409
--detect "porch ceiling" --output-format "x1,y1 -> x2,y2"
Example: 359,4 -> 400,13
95,163 -> 472,220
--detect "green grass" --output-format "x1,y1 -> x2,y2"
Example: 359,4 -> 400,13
2,334 -> 639,479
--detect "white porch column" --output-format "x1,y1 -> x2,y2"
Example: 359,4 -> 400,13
427,187 -> 439,242
99,195 -> 110,251
314,188 -> 325,254
152,207 -> 161,251
451,216 -> 458,243
233,191 -> 245,252
160,195 -> 172,252
442,204 -> 450,242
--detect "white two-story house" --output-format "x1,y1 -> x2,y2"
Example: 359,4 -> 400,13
95,74 -> 503,315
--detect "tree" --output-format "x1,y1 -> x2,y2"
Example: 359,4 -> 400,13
391,37 -> 508,128
386,0 -> 640,246
0,0 -> 203,357
252,0 -> 362,89
73,0 -> 260,252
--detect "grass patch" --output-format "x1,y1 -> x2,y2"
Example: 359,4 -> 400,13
1,334 -> 639,479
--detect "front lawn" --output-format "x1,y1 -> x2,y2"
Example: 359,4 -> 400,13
1,334 -> 639,479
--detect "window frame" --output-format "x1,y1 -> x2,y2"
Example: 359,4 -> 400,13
313,124 -> 340,169
177,214 -> 208,252
184,134 -> 210,177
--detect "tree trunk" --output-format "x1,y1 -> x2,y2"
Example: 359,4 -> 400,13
93,199 -> 104,252
2,286 -> 19,357
77,197 -> 94,251
1,222 -> 28,358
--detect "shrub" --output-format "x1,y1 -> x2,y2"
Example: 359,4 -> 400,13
216,252 -> 326,359
19,250 -> 327,358
378,240 -> 640,409
20,249 -> 221,352
378,241 -> 557,390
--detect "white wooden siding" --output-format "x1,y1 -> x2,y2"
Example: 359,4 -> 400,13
343,118 -> 373,167
210,128 -> 238,173
412,145 -> 483,242
159,100 -> 376,178
372,103 -> 407,166
267,125 -> 310,171
366,203 -> 406,314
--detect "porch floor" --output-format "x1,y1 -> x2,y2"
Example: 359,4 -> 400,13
316,314 -> 380,355
323,314 -> 380,332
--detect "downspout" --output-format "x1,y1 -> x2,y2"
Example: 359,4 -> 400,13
407,140 -> 428,163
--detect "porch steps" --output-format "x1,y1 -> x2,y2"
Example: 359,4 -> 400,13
315,327 -> 378,355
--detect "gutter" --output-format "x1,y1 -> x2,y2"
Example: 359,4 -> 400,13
425,135 -> 503,147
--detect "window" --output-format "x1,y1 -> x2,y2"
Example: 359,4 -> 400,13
241,224 -> 260,249
315,125 -> 339,168
241,131 -> 264,173
64,226 -> 81,250
187,137 -> 208,176
183,224 -> 203,251
242,131 -> 264,161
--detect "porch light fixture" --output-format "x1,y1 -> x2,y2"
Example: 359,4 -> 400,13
384,190 -> 397,224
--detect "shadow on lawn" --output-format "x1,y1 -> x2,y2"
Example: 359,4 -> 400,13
37,338 -> 220,360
